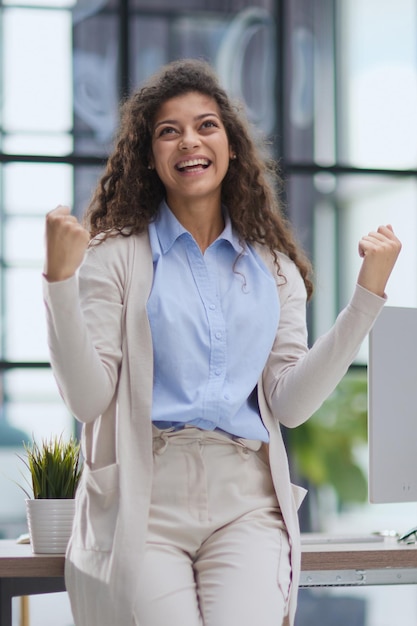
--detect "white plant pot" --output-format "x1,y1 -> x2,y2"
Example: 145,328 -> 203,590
26,498 -> 75,554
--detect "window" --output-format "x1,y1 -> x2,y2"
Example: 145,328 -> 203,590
281,0 -> 417,360
0,1 -> 75,456
0,0 -> 278,534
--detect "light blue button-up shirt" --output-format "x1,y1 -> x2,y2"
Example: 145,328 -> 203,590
146,201 -> 280,442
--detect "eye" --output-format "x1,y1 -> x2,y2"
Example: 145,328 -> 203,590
157,126 -> 178,137
200,119 -> 219,130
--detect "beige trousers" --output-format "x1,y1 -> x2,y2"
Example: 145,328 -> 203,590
134,426 -> 291,626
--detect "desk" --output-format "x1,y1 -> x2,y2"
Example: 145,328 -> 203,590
300,534 -> 417,587
0,541 -> 65,626
1,536 -> 417,625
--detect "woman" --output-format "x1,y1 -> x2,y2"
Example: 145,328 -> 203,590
43,59 -> 401,626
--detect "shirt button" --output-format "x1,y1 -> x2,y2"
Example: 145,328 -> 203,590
215,332 -> 222,340
215,369 -> 222,376
209,304 -> 216,310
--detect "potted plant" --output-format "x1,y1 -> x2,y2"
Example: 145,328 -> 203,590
19,434 -> 83,554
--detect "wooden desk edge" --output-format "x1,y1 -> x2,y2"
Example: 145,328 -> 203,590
301,537 -> 417,571
0,542 -> 65,578
0,556 -> 65,578
1,537 -> 417,578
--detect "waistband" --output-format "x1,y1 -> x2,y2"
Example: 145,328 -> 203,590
152,424 -> 263,452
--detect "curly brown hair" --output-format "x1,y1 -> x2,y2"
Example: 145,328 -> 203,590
84,58 -> 313,298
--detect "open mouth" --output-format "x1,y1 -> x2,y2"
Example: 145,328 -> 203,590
175,158 -> 211,172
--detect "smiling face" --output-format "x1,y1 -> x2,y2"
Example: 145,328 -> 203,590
150,91 -> 234,213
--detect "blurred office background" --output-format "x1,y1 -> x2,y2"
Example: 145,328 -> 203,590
1,0 -> 417,624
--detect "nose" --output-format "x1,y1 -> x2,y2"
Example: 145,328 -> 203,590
179,128 -> 201,151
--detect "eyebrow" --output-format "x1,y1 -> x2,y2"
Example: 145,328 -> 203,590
153,112 -> 221,132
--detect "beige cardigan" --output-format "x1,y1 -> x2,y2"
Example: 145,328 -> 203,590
43,230 -> 385,626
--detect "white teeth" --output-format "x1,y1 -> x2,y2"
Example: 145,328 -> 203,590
177,158 -> 209,170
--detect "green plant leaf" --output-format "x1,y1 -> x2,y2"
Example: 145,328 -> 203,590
21,434 -> 83,499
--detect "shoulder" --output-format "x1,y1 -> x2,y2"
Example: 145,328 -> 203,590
252,245 -> 308,309
81,230 -> 152,283
87,230 -> 150,262
89,228 -> 150,251
253,245 -> 306,295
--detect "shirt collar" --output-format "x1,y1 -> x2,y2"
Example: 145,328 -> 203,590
155,200 -> 246,255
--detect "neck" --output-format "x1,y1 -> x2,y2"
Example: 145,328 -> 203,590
167,197 -> 224,253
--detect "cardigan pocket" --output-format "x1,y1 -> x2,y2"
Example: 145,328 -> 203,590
74,462 -> 120,552
291,483 -> 308,510
277,525 -> 292,606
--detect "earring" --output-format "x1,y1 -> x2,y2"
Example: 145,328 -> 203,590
147,165 -> 153,170
231,154 -> 237,160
